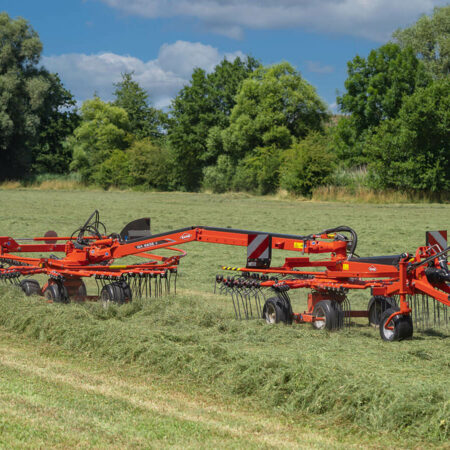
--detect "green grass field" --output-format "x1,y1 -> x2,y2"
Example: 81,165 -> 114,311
0,189 -> 449,448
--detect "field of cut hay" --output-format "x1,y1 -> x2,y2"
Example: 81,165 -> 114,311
0,189 -> 449,448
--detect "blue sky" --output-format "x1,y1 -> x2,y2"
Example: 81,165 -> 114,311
4,0 -> 446,111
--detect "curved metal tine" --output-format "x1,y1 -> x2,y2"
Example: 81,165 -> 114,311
237,288 -> 250,319
229,288 -> 239,319
243,289 -> 253,318
434,298 -> 438,328
168,272 -> 171,294
434,300 -> 441,328
231,289 -> 241,320
253,289 -> 263,318
238,288 -> 249,319
219,281 -> 227,295
174,271 -> 177,295
411,294 -> 417,326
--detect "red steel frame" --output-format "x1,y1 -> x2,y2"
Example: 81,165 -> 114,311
1,224 -> 449,331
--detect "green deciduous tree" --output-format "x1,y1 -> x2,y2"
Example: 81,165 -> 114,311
202,154 -> 235,193
127,138 -> 173,190
96,150 -> 130,190
281,132 -> 336,196
68,97 -> 131,184
168,56 -> 259,190
219,62 -> 329,162
0,13 -> 76,180
393,5 -> 450,79
367,79 -> 450,192
31,73 -> 79,174
113,72 -> 167,140
337,43 -> 429,136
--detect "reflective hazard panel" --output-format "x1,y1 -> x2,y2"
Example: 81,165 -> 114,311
247,233 -> 271,268
426,230 -> 447,252
426,230 -> 448,269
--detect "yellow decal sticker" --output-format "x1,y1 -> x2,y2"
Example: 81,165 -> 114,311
294,242 -> 304,249
343,263 -> 349,271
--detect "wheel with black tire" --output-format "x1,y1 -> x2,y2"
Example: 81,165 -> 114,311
312,300 -> 343,331
368,296 -> 395,327
100,281 -> 132,307
44,283 -> 68,303
20,279 -> 41,296
379,308 -> 413,341
262,297 -> 288,324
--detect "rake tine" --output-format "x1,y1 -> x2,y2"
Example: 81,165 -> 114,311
168,271 -> 171,294
231,289 -> 241,320
243,291 -> 253,318
237,288 -> 249,320
254,290 -> 262,318
173,270 -> 177,294
230,289 -> 239,319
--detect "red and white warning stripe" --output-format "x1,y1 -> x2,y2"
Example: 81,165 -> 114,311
426,230 -> 447,252
247,234 -> 270,260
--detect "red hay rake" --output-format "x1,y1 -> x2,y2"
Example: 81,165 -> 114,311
0,211 -> 448,341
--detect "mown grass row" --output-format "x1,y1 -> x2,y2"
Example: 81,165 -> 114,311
0,286 -> 448,445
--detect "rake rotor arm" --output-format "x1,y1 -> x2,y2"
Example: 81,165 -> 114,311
105,225 -> 352,261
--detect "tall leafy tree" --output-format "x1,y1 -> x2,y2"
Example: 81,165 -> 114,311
31,73 -> 79,174
0,13 -> 76,180
335,43 -> 430,167
68,97 -> 131,184
168,56 -> 259,191
367,78 -> 450,192
393,5 -> 450,80
337,43 -> 429,136
113,72 -> 167,140
220,62 -> 329,160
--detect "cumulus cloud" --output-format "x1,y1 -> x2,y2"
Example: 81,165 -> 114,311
305,61 -> 334,74
42,41 -> 245,108
99,0 -> 446,41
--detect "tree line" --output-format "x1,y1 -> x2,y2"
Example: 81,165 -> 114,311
0,7 -> 448,195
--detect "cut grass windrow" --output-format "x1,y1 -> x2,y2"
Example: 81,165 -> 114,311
0,288 -> 448,446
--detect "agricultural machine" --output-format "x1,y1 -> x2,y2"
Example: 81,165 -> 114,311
0,211 -> 449,341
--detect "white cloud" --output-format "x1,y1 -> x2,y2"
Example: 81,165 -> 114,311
99,0 -> 447,42
42,41 -> 244,108
305,61 -> 334,74
329,102 -> 338,113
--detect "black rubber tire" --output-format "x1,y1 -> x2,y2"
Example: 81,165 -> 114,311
20,279 -> 41,296
368,296 -> 395,327
262,297 -> 288,324
101,281 -> 132,306
379,307 -> 413,341
44,283 -> 68,303
312,300 -> 344,331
